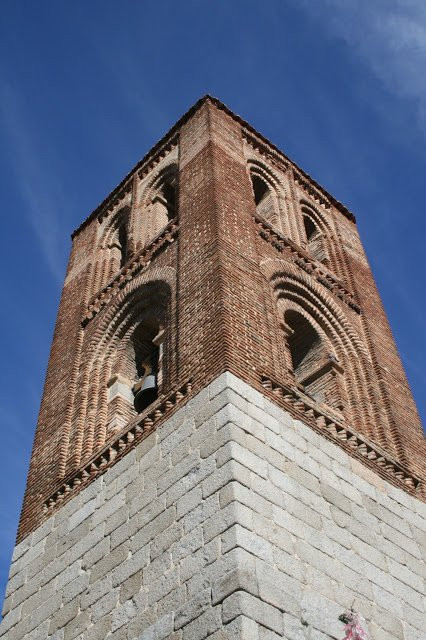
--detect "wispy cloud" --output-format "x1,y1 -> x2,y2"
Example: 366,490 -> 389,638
294,0 -> 426,133
0,82 -> 68,282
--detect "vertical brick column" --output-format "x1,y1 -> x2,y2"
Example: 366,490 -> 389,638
18,225 -> 97,540
337,214 -> 426,478
177,100 -> 281,393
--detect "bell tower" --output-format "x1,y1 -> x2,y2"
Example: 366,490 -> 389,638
1,97 -> 425,640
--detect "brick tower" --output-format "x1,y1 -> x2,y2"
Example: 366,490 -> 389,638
1,97 -> 425,640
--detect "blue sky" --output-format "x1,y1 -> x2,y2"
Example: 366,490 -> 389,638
0,0 -> 425,601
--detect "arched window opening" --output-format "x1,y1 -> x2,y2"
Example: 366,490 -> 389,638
118,223 -> 128,268
107,314 -> 166,430
105,210 -> 129,280
285,310 -> 344,413
149,175 -> 177,241
302,213 -> 328,265
304,216 -> 317,242
251,174 -> 279,227
131,319 -> 165,414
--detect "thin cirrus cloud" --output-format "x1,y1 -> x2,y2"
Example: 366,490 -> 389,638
294,0 -> 426,134
0,82 -> 68,283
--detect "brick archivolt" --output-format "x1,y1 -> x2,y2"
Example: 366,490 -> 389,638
62,266 -> 176,477
90,206 -> 131,294
246,157 -> 293,238
260,257 -> 402,457
133,160 -> 178,253
246,152 -> 348,287
87,151 -> 178,304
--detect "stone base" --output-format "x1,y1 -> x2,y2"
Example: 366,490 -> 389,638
1,373 -> 425,640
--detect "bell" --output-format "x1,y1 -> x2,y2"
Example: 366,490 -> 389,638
134,374 -> 158,413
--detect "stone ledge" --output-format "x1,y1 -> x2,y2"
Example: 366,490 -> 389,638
42,379 -> 192,519
260,374 -> 422,495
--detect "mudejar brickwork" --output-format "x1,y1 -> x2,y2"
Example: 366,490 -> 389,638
1,97 -> 425,640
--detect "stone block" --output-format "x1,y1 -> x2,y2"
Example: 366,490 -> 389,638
22,577 -> 57,618
181,607 -> 222,640
81,574 -> 112,609
62,571 -> 89,604
224,615 -> 260,639
161,417 -> 195,456
300,590 -> 342,638
320,482 -> 352,514
91,589 -> 119,624
215,441 -> 268,479
219,481 -> 273,519
165,456 -> 217,507
147,567 -> 180,606
157,452 -> 201,495
203,502 -> 253,544
222,592 -> 283,636
119,571 -> 143,604
67,498 -> 97,531
202,460 -> 251,499
90,541 -> 129,585
131,505 -> 175,552
143,551 -> 172,584
172,527 -> 203,562
112,545 -> 149,587
222,524 -> 273,563
150,522 -> 183,560
0,604 -> 22,637
175,588 -> 212,629
184,493 -> 220,535
111,598 -> 138,632
176,487 -> 203,520
256,560 -> 302,616
212,566 -> 258,605
273,547 -> 306,584
63,609 -> 91,640
48,599 -> 79,636
91,491 -> 126,528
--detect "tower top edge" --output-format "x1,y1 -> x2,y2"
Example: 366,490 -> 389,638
71,94 -> 356,240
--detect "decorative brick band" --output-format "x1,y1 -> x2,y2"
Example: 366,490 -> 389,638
242,129 -> 289,174
293,170 -> 331,209
254,215 -> 361,313
260,375 -> 421,492
137,136 -> 178,180
43,379 -> 192,515
96,181 -> 133,224
83,219 -> 178,325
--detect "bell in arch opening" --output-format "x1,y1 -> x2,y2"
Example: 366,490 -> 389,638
132,323 -> 165,414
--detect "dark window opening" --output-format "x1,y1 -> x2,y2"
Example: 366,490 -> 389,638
118,223 -> 128,268
285,310 -> 344,412
131,319 -> 162,413
286,311 -> 323,386
252,175 -> 269,206
162,180 -> 176,219
303,214 -> 328,264
303,216 -> 318,242
251,174 -> 278,226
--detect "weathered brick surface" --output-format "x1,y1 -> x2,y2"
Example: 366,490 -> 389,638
1,374 -> 425,640
16,97 -> 424,542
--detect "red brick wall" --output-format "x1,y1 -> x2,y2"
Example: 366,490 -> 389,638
17,97 -> 425,541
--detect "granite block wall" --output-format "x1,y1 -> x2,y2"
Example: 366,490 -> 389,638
1,373 -> 425,640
